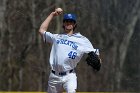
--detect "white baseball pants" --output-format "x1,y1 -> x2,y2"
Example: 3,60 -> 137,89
47,72 -> 77,93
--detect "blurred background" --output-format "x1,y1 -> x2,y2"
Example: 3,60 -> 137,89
0,0 -> 140,92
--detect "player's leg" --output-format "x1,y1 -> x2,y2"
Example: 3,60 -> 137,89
47,73 -> 63,93
63,73 -> 77,93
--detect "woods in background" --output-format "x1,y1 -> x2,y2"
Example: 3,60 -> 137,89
0,0 -> 140,92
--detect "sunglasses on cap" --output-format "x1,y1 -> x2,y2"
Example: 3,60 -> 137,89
63,19 -> 76,23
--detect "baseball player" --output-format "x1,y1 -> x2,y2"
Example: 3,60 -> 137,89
39,8 -> 101,93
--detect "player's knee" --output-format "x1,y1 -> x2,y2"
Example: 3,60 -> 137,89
67,89 -> 76,93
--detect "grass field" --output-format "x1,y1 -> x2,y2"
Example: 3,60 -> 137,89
0,91 -> 138,93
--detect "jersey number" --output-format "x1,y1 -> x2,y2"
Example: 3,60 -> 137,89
68,51 -> 77,59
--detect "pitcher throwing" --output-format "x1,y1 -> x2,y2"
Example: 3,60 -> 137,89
39,8 -> 101,93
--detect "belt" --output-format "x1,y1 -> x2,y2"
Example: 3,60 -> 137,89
52,69 -> 74,76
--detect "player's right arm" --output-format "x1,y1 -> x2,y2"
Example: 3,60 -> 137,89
39,8 -> 63,35
39,12 -> 55,35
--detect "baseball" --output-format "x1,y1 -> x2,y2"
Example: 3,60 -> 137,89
55,8 -> 63,12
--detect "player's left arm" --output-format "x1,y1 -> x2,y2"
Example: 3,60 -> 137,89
83,38 -> 102,71
86,51 -> 102,71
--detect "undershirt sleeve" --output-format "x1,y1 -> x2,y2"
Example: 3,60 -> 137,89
82,38 -> 99,55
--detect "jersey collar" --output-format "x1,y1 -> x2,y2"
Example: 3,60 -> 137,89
66,32 -> 81,36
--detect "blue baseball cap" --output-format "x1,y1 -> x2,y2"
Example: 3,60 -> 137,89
63,14 -> 76,23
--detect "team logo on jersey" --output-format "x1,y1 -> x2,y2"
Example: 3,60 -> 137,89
56,39 -> 78,50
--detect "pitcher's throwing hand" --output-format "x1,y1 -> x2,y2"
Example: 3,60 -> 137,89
54,8 -> 63,16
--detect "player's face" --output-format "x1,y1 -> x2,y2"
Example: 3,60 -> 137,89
63,20 -> 76,32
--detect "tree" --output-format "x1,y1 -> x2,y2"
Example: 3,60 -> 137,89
0,0 -> 139,92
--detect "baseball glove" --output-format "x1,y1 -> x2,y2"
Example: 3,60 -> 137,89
86,51 -> 101,71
